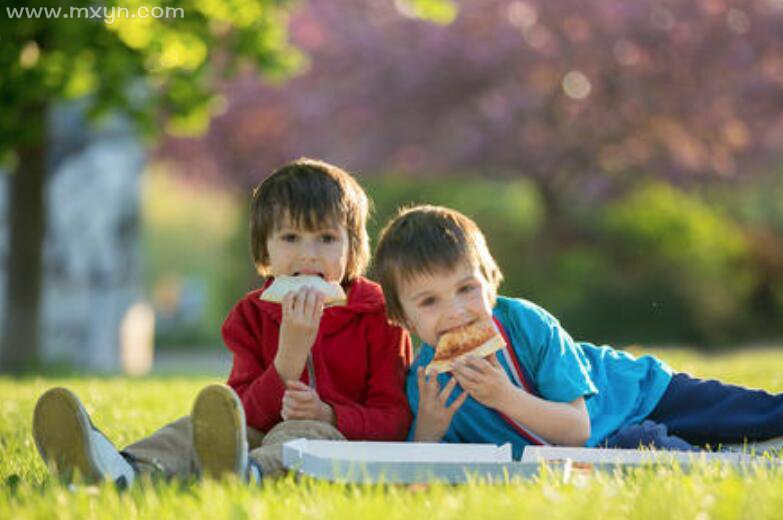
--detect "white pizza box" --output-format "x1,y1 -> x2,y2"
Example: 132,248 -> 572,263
285,439 -> 512,462
281,439 -> 544,483
282,440 -> 777,484
522,446 -> 768,465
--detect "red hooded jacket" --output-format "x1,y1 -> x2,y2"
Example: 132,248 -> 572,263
222,276 -> 413,440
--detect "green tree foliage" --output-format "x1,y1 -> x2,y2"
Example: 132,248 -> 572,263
0,0 -> 303,372
1,0 -> 303,150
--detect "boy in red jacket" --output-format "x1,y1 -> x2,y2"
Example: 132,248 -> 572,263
32,159 -> 412,485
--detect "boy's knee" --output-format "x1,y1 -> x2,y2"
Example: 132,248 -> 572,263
263,420 -> 344,445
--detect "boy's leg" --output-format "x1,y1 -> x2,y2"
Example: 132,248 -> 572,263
604,420 -> 697,450
122,417 -> 197,478
191,384 -> 248,479
647,372 -> 783,446
249,420 -> 345,478
33,387 -> 136,485
128,385 -> 263,481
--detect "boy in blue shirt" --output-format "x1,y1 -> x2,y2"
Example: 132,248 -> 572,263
373,204 -> 783,458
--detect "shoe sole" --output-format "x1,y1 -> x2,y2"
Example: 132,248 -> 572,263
33,387 -> 102,482
192,384 -> 246,479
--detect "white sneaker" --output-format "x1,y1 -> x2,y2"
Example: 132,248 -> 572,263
192,384 -> 255,480
33,387 -> 136,487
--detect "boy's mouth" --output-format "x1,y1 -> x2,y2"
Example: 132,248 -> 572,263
293,271 -> 325,278
437,319 -> 477,339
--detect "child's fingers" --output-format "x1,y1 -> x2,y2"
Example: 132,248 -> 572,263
459,357 -> 479,373
290,289 -> 305,316
419,367 -> 435,393
470,357 -> 495,377
282,403 -> 302,421
447,389 -> 469,413
299,288 -> 315,318
438,377 -> 458,405
425,370 -> 443,400
312,292 -> 325,319
286,408 -> 316,421
305,289 -> 324,321
282,396 -> 312,419
453,372 -> 476,394
282,292 -> 295,315
417,367 -> 426,395
486,353 -> 502,369
286,389 -> 315,405
461,356 -> 488,374
281,396 -> 295,418
453,364 -> 479,385
285,379 -> 311,391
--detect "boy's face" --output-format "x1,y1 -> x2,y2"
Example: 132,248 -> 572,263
265,214 -> 350,283
397,263 -> 494,347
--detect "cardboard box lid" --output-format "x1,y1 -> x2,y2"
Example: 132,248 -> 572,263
283,439 -> 513,463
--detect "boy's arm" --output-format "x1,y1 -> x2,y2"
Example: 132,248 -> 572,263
222,300 -> 287,432
497,391 -> 590,446
453,354 -> 590,446
329,321 -> 414,441
460,301 -> 598,446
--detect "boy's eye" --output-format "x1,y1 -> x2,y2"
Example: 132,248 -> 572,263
420,297 -> 436,307
458,284 -> 476,294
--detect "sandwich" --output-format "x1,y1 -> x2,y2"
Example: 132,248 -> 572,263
259,275 -> 347,306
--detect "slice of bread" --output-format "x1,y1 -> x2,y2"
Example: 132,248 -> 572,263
259,275 -> 347,306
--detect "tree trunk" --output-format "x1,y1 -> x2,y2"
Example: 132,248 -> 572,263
0,103 -> 47,373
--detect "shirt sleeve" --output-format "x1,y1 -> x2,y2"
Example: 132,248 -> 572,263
509,301 -> 598,403
222,300 -> 287,432
331,320 -> 413,441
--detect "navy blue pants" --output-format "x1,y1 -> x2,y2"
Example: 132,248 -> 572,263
644,372 -> 783,446
606,372 -> 783,449
606,373 -> 783,449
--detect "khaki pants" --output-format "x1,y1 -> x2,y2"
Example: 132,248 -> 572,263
123,417 -> 344,479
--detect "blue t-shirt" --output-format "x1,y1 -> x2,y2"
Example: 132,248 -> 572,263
406,296 -> 673,459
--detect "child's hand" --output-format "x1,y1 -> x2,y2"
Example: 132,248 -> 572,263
281,380 -> 336,424
413,367 -> 468,442
452,353 -> 517,411
274,287 -> 326,380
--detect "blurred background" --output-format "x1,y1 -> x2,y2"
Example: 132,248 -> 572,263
2,0 -> 783,375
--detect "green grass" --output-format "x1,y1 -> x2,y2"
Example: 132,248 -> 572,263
3,348 -> 783,519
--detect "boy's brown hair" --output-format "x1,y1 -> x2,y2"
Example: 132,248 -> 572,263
373,205 -> 503,325
250,158 -> 370,283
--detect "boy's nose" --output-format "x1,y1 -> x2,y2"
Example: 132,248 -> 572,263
298,240 -> 318,259
444,300 -> 469,323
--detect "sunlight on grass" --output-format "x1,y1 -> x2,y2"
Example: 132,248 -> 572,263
3,348 -> 783,518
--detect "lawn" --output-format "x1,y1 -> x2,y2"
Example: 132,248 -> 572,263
2,348 -> 783,519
